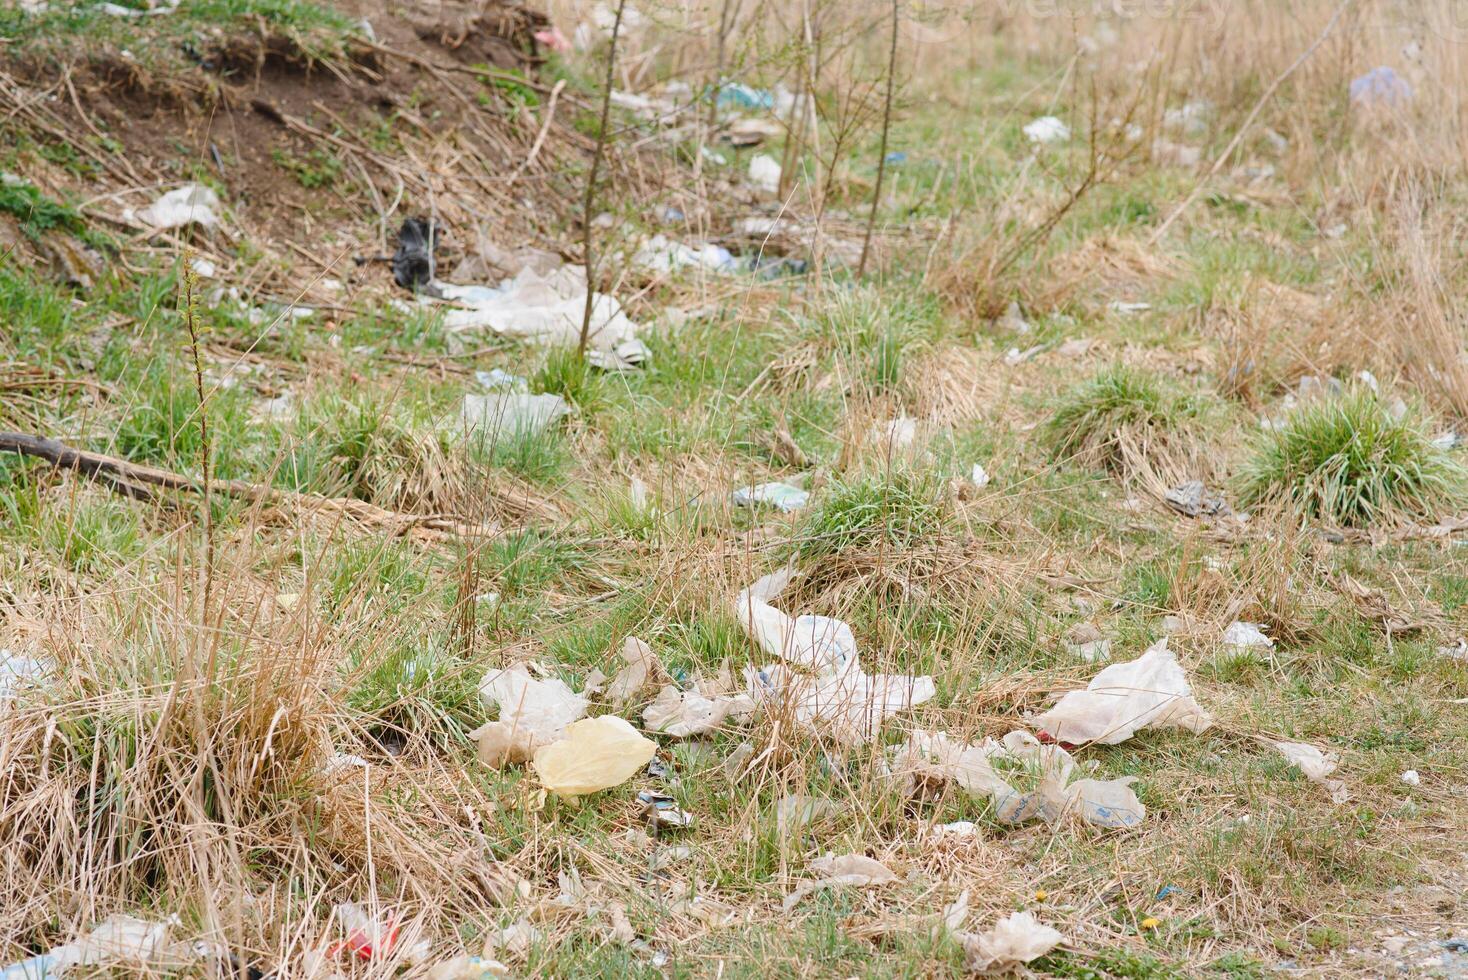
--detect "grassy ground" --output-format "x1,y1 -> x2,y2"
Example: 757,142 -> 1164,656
3,1 -> 1468,977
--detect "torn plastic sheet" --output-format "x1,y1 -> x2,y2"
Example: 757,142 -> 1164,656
782,854 -> 896,910
887,729 -> 1145,829
439,266 -> 642,355
643,681 -> 755,737
1032,638 -> 1212,746
475,664 -> 588,766
633,234 -> 736,275
960,911 -> 1063,973
1,915 -> 193,979
606,636 -> 662,708
1269,739 -> 1348,803
732,482 -> 809,512
461,392 -> 570,441
532,715 -> 656,797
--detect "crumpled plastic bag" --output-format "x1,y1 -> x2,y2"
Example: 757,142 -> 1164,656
475,664 -> 588,766
1023,115 -> 1070,143
532,715 -> 656,797
440,265 -> 640,354
606,636 -> 662,708
1269,739 -> 1348,803
7,915 -> 200,978
782,853 -> 896,910
888,729 -> 1145,829
124,183 -> 220,231
732,482 -> 809,512
643,682 -> 755,737
960,911 -> 1063,973
632,234 -> 736,275
748,154 -> 782,193
735,571 -> 934,744
1222,621 -> 1273,649
1032,638 -> 1212,746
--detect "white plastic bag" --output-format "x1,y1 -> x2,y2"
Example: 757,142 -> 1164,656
1032,638 -> 1212,746
475,664 -> 588,766
125,184 -> 220,230
961,911 -> 1063,973
532,715 -> 656,797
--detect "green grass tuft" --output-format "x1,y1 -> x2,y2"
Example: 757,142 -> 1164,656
1237,390 -> 1465,526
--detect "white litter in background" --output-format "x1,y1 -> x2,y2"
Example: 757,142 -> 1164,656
475,664 -> 588,765
632,235 -> 736,274
643,682 -> 755,737
959,911 -> 1063,973
1269,739 -> 1348,803
748,154 -> 782,193
782,854 -> 896,910
124,183 -> 221,230
732,482 -> 809,512
1023,116 -> 1070,144
0,650 -> 51,702
440,265 -> 642,355
970,463 -> 991,488
1222,621 -> 1274,650
461,392 -> 570,441
1400,769 -> 1420,786
1032,638 -> 1212,746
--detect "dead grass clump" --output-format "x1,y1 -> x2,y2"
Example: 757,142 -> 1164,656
901,345 -> 999,426
1209,280 -> 1330,407
1044,365 -> 1214,495
1043,234 -> 1180,311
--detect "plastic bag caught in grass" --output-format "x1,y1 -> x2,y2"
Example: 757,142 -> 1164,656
732,482 -> 810,512
606,636 -> 663,708
3,915 -> 183,979
440,265 -> 641,354
1269,739 -> 1348,803
462,392 -> 569,441
960,911 -> 1063,973
782,854 -> 896,910
736,570 -> 934,743
332,903 -> 430,963
475,664 -> 588,766
1032,638 -> 1211,746
1223,621 -> 1274,650
426,955 -> 510,978
532,715 -> 656,797
1023,116 -> 1070,143
642,682 -> 755,737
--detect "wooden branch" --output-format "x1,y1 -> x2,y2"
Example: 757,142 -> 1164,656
0,432 -> 494,540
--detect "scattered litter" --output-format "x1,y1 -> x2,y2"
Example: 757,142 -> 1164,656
749,154 -> 782,194
888,729 -> 1145,829
533,27 -> 571,53
782,854 -> 896,910
732,482 -> 809,512
633,234 -> 736,275
98,0 -> 180,15
1152,139 -> 1202,168
323,752 -> 370,776
0,915 -> 187,979
936,820 -> 977,836
1222,621 -> 1273,650
997,301 -> 1031,334
440,265 -> 642,355
718,83 -> 773,110
1432,431 -> 1461,451
425,954 -> 510,979
332,903 -> 429,963
970,463 -> 991,489
884,151 -> 908,165
0,650 -> 51,701
1108,300 -> 1152,315
736,570 -> 935,744
475,368 -> 527,391
392,217 -> 439,290
775,794 -> 840,834
607,636 -> 663,708
725,117 -> 783,147
1004,344 -> 1044,366
1162,100 -> 1210,136
1063,623 -> 1111,662
1164,480 -> 1230,518
638,790 -> 695,830
189,257 -> 216,278
587,337 -> 652,372
642,682 -> 755,737
532,715 -> 657,798
1057,337 -> 1095,358
461,392 -> 570,442
959,911 -> 1063,973
475,664 -> 588,766
1436,639 -> 1468,662
1400,769 -> 1421,786
1155,884 -> 1178,900
1023,116 -> 1070,144
1350,66 -> 1411,108
873,417 -> 919,452
1033,638 -> 1212,746
124,183 -> 220,231
1268,739 -> 1348,803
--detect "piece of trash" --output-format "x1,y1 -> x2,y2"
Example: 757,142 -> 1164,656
782,853 -> 896,910
1155,884 -> 1177,900
717,83 -> 773,110
1033,638 -> 1212,746
332,903 -> 429,963
1057,337 -> 1095,358
98,0 -> 179,15
1004,344 -> 1044,366
1108,300 -> 1152,315
749,154 -> 782,194
606,636 -> 663,708
533,26 -> 571,53
532,715 -> 657,798
425,954 -> 511,979
970,463 -> 991,489
1350,66 -> 1411,108
441,265 -> 642,354
461,392 -> 570,442
642,682 -> 754,737
873,417 -> 919,452
1222,621 -> 1273,650
632,234 -> 736,275
1432,431 -> 1461,450
884,150 -> 908,165
475,368 -> 527,391
1063,623 -> 1111,663
1162,100 -> 1210,136
124,183 -> 220,231
723,741 -> 755,781
587,337 -> 652,372
724,117 -> 783,147
1,914 -> 188,979
996,301 -> 1030,334
1023,116 -> 1070,144
1268,739 -> 1348,803
475,664 -> 589,766
736,570 -> 934,745
189,257 -> 216,278
1164,480 -> 1230,518
774,793 -> 840,834
1437,639 -> 1468,662
638,790 -> 694,830
732,482 -> 809,512
938,820 -> 977,836
0,650 -> 51,702
959,911 -> 1063,973
1400,769 -> 1421,786
392,217 -> 439,291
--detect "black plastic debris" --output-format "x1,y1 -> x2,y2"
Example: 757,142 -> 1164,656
392,217 -> 440,290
